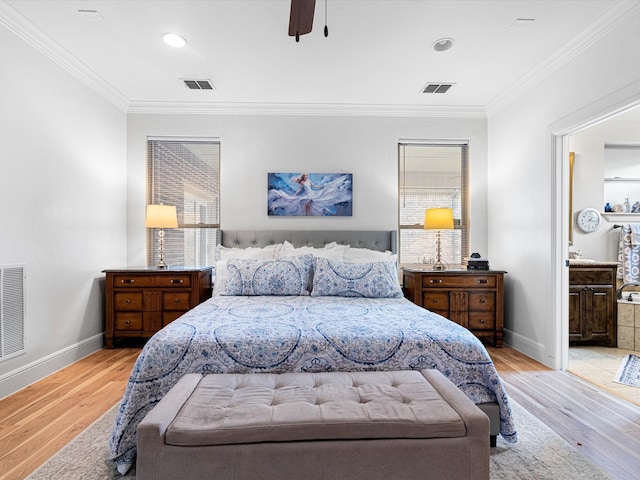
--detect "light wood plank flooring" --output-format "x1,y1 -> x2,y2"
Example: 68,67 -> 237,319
1,346 -> 640,480
0,348 -> 140,480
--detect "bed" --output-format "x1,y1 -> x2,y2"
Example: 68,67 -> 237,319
108,230 -> 517,474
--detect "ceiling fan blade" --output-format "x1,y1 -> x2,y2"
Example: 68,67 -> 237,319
289,0 -> 315,37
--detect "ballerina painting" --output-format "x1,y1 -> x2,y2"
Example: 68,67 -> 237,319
267,172 -> 353,216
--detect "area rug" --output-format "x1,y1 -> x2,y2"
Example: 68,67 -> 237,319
26,399 -> 610,480
614,353 -> 640,387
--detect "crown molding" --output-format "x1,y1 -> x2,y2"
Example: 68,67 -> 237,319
126,101 -> 487,118
0,2 -> 130,111
0,2 -> 485,119
485,1 -> 640,117
6,0 -> 631,119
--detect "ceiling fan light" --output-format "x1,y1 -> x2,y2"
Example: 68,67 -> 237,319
163,33 -> 187,48
432,38 -> 454,52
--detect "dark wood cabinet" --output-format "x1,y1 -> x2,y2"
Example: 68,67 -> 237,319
402,268 -> 506,347
569,264 -> 617,346
103,267 -> 213,348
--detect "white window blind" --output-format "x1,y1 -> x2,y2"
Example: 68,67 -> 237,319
398,142 -> 469,266
147,138 -> 220,267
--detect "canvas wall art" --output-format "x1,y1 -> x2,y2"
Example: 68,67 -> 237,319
268,172 -> 353,216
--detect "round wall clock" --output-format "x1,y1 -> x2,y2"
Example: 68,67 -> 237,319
577,208 -> 601,233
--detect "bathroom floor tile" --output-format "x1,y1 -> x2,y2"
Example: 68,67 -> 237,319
568,346 -> 640,407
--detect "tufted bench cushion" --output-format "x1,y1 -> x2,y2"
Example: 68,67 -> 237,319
137,370 -> 489,480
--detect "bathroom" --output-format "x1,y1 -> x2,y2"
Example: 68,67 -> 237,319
568,106 -> 640,405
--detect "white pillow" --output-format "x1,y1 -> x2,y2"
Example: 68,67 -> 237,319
343,246 -> 397,263
212,260 -> 228,295
277,240 -> 348,261
215,243 -> 280,261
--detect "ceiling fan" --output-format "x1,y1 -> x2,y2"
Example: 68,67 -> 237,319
289,0 -> 328,42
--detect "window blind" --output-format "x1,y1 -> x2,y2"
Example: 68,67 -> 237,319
398,142 -> 469,265
147,138 -> 220,267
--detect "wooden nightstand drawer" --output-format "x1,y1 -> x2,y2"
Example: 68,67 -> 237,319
112,274 -> 192,288
468,313 -> 495,330
114,292 -> 143,311
163,292 -> 191,311
115,312 -> 143,330
469,292 -> 495,311
421,274 -> 496,289
422,292 -> 449,311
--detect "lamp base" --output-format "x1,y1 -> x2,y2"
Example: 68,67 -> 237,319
432,262 -> 446,271
156,261 -> 168,269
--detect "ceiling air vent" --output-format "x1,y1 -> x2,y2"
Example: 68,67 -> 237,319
182,79 -> 215,90
422,83 -> 454,94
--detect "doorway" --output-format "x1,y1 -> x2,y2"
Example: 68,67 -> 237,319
558,102 -> 640,405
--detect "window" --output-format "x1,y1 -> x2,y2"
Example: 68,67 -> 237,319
147,138 -> 220,267
398,142 -> 469,266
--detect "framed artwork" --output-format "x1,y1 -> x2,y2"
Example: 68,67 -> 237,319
268,172 -> 353,216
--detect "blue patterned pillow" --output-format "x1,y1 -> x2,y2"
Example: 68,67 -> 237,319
224,255 -> 313,296
311,257 -> 403,298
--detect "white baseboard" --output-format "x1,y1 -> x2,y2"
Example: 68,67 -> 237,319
503,328 -> 549,366
0,334 -> 104,400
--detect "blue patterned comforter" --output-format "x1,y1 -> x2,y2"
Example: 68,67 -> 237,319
109,295 -> 517,473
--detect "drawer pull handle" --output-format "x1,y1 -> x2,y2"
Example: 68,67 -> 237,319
125,299 -> 130,304
125,320 -> 130,325
476,279 -> 488,284
171,279 -> 184,284
429,279 -> 442,284
174,299 -> 180,304
121,279 -> 135,284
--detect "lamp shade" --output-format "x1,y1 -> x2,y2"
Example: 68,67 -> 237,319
424,208 -> 454,230
145,204 -> 178,228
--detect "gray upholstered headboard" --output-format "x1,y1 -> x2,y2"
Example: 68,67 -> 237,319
220,230 -> 397,253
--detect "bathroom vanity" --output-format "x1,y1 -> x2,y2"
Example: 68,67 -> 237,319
568,263 -> 617,346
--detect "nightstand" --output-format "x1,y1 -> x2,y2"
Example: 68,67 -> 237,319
402,267 -> 506,347
103,267 -> 213,348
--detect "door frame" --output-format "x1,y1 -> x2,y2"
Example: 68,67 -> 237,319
552,87 -> 640,370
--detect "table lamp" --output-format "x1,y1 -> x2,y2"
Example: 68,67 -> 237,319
145,204 -> 178,269
424,208 -> 454,271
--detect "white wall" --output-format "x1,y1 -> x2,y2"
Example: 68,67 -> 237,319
126,114 -> 489,266
0,25 -> 127,398
488,7 -> 640,367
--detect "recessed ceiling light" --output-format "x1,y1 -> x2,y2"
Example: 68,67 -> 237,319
163,33 -> 187,48
432,38 -> 454,52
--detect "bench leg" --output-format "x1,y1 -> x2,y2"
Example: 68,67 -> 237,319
490,435 -> 497,447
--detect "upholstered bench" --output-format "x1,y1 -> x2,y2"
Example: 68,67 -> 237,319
137,370 -> 489,480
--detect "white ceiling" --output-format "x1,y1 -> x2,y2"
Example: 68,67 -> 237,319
1,0 -> 638,115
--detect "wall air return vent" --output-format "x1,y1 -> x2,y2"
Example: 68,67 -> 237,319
182,79 -> 215,90
422,83 -> 454,94
0,264 -> 26,362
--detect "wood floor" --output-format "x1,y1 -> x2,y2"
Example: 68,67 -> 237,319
0,348 -> 140,480
1,345 -> 639,480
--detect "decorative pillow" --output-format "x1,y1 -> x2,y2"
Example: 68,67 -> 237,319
277,240 -> 348,261
224,255 -> 314,296
343,247 -> 397,263
311,257 -> 404,298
